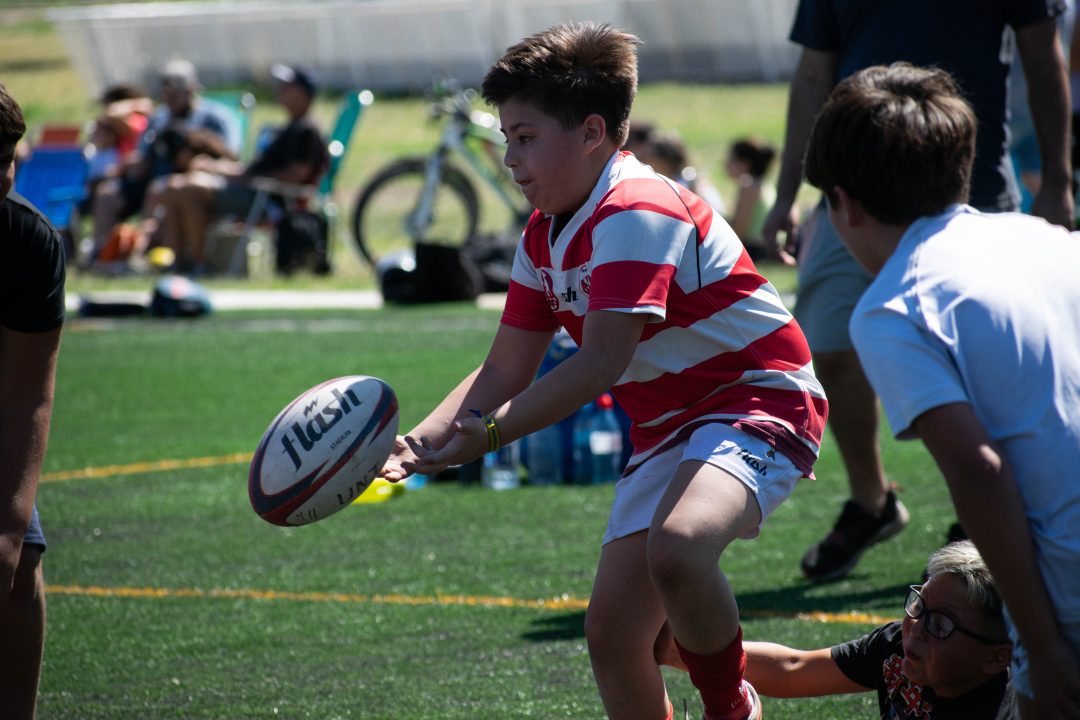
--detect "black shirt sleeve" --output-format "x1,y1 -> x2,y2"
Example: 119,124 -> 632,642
830,620 -> 901,691
0,193 -> 67,333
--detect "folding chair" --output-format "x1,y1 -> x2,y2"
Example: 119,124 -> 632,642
216,89 -> 374,276
202,90 -> 257,159
14,146 -> 89,238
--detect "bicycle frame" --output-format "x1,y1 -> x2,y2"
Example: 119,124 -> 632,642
410,90 -> 529,238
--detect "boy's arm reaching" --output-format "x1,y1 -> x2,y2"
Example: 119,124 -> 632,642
654,622 -> 867,698
1016,16 -> 1073,229
913,402 -> 1080,717
409,309 -> 648,474
380,322 -> 553,480
743,642 -> 867,698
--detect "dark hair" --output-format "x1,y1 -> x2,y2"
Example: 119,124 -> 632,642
0,83 -> 26,149
805,62 -> 976,225
730,137 -> 776,179
481,22 -> 640,146
648,130 -> 688,169
623,120 -> 656,150
100,83 -> 147,106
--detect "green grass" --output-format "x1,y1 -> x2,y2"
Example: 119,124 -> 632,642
37,305 -> 954,719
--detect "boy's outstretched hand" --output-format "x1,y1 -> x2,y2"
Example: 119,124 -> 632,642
379,435 -> 420,482
408,416 -> 490,475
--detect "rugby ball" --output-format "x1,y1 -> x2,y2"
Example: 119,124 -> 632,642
249,376 -> 399,526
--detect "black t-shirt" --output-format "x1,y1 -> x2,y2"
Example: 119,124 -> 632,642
1,191 -> 66,333
831,621 -> 1017,719
245,115 -> 328,185
790,0 -> 1066,211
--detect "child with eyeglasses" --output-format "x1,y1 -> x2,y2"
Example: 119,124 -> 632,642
656,540 -> 1016,718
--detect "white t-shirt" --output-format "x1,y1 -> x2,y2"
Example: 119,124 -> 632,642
851,204 -> 1080,623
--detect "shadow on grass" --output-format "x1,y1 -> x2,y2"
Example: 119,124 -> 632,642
738,580 -> 910,618
522,611 -> 586,642
519,581 -> 909,644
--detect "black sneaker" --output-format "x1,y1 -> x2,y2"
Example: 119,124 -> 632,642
801,490 -> 910,581
946,521 -> 967,543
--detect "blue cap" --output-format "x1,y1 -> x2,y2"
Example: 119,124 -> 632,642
270,63 -> 317,96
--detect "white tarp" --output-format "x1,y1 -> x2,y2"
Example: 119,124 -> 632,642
49,0 -> 800,96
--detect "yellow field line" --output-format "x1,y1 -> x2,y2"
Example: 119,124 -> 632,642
46,583 -> 896,625
40,452 -> 253,483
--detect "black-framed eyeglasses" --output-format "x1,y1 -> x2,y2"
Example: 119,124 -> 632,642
904,585 -> 1007,645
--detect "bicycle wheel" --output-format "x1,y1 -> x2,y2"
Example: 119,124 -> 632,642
352,157 -> 480,268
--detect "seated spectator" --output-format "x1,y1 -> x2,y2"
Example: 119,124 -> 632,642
96,84 -> 153,161
92,126 -> 238,273
656,541 -> 1017,718
723,137 -> 777,260
623,121 -> 726,214
80,85 -> 153,217
147,64 -> 328,273
89,59 -> 240,261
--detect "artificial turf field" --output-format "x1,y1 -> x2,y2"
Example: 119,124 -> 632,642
36,302 -> 958,719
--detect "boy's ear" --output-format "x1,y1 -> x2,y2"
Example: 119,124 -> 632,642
581,113 -> 608,151
832,186 -> 867,227
983,643 -> 1012,676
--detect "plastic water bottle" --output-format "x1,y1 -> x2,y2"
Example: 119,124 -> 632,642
525,424 -> 563,485
589,393 -> 624,484
571,401 -> 594,485
481,441 -> 521,490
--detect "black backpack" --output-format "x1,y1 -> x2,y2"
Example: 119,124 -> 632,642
379,242 -> 484,304
275,210 -> 331,276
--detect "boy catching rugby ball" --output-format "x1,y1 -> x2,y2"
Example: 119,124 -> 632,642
382,22 -> 827,719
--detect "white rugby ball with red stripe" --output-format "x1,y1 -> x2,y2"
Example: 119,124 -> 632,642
249,376 -> 399,526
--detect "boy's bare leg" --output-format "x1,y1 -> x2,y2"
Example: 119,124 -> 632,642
648,461 -> 761,718
649,461 -> 759,654
0,546 -> 45,720
586,532 -> 671,720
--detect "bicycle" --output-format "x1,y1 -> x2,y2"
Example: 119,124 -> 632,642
350,79 -> 532,279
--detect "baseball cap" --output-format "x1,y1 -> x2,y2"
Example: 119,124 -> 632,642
270,63 -> 317,97
160,59 -> 201,91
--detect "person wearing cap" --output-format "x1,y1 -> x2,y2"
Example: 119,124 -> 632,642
89,58 -> 241,262
146,63 -> 328,273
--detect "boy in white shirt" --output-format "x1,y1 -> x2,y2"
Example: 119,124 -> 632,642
802,61 -> 1080,719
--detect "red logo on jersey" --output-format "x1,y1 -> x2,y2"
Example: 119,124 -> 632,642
579,264 -> 591,296
540,269 -> 559,312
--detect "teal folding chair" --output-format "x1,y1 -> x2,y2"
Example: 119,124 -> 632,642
203,90 -> 257,159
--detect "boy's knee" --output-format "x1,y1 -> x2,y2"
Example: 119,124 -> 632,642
3,547 -> 44,618
646,529 -> 698,592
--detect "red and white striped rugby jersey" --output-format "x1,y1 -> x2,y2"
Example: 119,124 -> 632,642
501,152 -> 828,475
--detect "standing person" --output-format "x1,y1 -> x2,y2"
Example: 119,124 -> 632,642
804,61 -> 1080,718
760,0 -> 1072,581
657,541 -> 1018,719
0,84 -> 65,720
722,137 -> 777,260
381,22 -> 828,720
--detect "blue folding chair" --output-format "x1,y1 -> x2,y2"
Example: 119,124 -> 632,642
14,146 -> 89,235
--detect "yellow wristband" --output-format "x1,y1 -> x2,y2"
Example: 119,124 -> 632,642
482,414 -> 501,453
